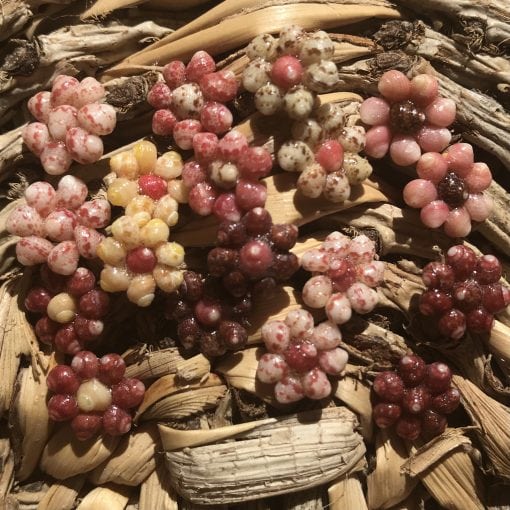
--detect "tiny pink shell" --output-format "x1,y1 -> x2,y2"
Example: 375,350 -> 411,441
409,74 -> 439,106
465,193 -> 493,222
389,135 -> 421,166
47,241 -> 80,275
443,207 -> 472,238
22,123 -> 50,157
424,98 -> 456,127
16,236 -> 54,265
420,200 -> 449,228
40,141 -> 72,175
444,143 -> 474,177
464,162 -> 492,193
364,125 -> 391,159
359,97 -> 390,126
416,126 -> 451,153
403,179 -> 438,208
378,70 -> 411,102
416,152 -> 448,183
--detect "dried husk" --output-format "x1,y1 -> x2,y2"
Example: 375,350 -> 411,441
40,427 -> 120,480
124,347 -> 210,382
367,429 -> 418,509
9,359 -> 52,481
328,474 -> 368,510
452,375 -> 510,480
160,407 -> 366,504
139,459 -> 178,510
140,384 -> 227,422
102,1 -> 400,79
75,484 -> 132,510
404,431 -> 486,510
136,373 -> 225,421
0,439 -> 15,502
334,374 -> 373,442
281,485 -> 325,509
374,20 -> 510,91
89,424 -> 160,486
0,0 -> 33,41
37,476 -> 86,510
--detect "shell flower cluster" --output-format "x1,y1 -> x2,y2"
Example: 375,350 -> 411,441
148,50 -> 238,145
46,351 -> 145,440
98,141 -> 185,307
23,75 -> 117,174
185,130 -> 272,220
25,265 -> 110,354
243,25 -> 339,115
361,70 -> 455,166
277,101 -> 373,202
6,176 -> 110,274
257,309 -> 348,403
403,143 -> 493,237
301,232 -> 384,324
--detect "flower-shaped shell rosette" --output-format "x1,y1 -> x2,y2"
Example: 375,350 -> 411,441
23,75 -> 117,175
99,140 -> 185,307
419,245 -> 510,339
184,130 -> 272,220
257,308 -> 348,403
46,351 -> 145,440
403,143 -> 493,238
148,50 -> 238,145
360,70 -> 456,167
301,232 -> 384,324
277,101 -> 373,203
6,176 -> 110,275
26,266 -> 110,355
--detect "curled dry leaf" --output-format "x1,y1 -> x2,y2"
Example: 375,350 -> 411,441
37,476 -> 86,510
139,459 -> 178,510
367,429 -> 418,509
9,362 -> 52,482
89,424 -> 159,487
102,0 -> 400,79
452,375 -> 510,480
0,438 -> 14,502
135,373 -> 224,420
124,347 -> 210,382
334,374 -> 373,442
406,431 -> 487,510
328,474 -> 368,510
160,407 -> 366,504
40,426 -> 120,480
76,484 -> 132,510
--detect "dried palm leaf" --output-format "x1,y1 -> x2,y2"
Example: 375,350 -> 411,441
367,429 -> 418,509
135,373 -> 224,420
40,427 -> 120,480
75,484 -> 132,510
124,347 -> 210,381
37,476 -> 86,510
89,424 -> 160,486
452,375 -> 510,480
328,474 -> 368,510
160,407 -> 366,504
139,459 -> 178,510
102,0 -> 400,79
405,432 -> 486,510
0,439 -> 15,502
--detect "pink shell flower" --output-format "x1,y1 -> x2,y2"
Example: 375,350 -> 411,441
360,71 -> 456,166
256,309 -> 348,403
403,143 -> 493,237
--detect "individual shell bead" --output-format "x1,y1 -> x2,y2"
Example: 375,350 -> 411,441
148,51 -> 238,147
301,232 -> 383,325
372,354 -> 460,441
25,266 -> 110,354
361,71 -> 455,166
47,351 -> 144,440
7,176 -> 110,273
403,144 -> 493,237
22,75 -> 117,174
100,141 -> 185,306
257,310 -> 348,403
418,245 -> 510,340
243,26 -> 338,117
